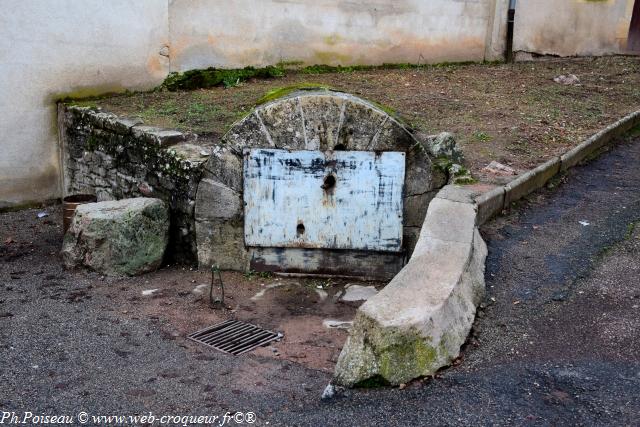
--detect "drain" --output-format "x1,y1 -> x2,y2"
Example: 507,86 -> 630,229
187,320 -> 281,355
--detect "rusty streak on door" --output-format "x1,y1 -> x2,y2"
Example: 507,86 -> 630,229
243,148 -> 405,252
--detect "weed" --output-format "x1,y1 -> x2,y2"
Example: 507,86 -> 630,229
243,270 -> 274,280
473,131 -> 492,142
625,222 -> 637,240
161,66 -> 286,91
628,124 -> 640,138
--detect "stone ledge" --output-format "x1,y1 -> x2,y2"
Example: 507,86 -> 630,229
61,105 -> 209,264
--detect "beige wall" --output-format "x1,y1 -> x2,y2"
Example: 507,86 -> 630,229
168,0 -> 498,71
4,0 -> 636,207
514,0 -> 636,57
1,0 -> 506,207
0,0 -> 169,208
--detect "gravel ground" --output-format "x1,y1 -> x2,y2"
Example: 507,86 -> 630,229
1,136 -> 640,426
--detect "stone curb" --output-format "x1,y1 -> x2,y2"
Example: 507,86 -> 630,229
560,110 -> 640,171
475,186 -> 505,226
503,157 -> 560,208
475,110 -> 640,224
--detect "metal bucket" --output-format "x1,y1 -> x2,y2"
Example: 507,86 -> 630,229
63,194 -> 96,233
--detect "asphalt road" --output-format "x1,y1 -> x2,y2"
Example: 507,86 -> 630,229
1,135 -> 639,426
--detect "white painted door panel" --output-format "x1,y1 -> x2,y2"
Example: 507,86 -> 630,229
243,149 -> 405,252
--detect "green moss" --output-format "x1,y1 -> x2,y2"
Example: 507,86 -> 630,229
369,100 -> 398,117
53,84 -> 130,104
85,135 -> 100,151
296,60 -> 499,75
434,157 -> 454,173
66,99 -> 100,108
78,114 -> 199,191
625,221 -> 637,240
256,83 -> 335,105
453,166 -> 470,177
377,335 -> 439,382
255,83 -> 403,124
312,51 -> 352,65
161,66 -> 285,91
452,176 -> 477,185
473,131 -> 492,142
276,60 -> 305,68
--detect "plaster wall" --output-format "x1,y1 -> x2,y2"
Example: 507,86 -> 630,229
0,0 -> 169,208
168,0 -> 498,71
5,0 -> 637,207
513,0 -> 636,57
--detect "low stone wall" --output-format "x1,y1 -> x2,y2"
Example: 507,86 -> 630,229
60,105 -> 211,263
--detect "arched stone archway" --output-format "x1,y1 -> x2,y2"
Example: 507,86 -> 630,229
195,90 -> 446,276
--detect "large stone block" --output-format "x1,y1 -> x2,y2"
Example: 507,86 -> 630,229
132,125 -> 186,147
333,230 -> 486,387
61,198 -> 169,276
195,178 -> 242,221
201,146 -> 243,192
195,218 -> 248,271
333,186 -> 486,387
404,149 -> 445,196
403,191 -> 437,228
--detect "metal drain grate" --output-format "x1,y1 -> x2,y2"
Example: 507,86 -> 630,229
187,320 -> 281,355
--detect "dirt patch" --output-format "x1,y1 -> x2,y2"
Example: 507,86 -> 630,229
84,57 -> 640,180
0,205 -> 383,372
105,271 -> 382,372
